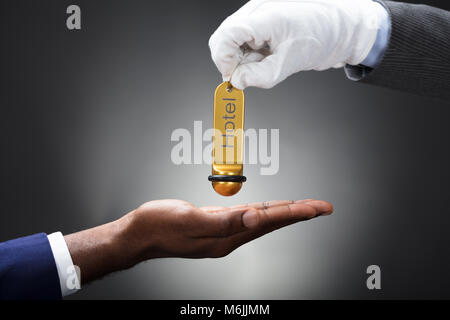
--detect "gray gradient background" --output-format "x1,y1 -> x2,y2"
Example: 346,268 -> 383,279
1,0 -> 449,299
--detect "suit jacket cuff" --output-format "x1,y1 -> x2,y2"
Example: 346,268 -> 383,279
0,233 -> 61,299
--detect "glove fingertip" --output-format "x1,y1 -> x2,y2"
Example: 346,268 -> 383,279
230,77 -> 246,90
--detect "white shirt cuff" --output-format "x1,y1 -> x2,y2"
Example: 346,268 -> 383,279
47,232 -> 81,297
361,1 -> 391,68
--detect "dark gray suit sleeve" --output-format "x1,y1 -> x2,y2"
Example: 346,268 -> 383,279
345,1 -> 450,100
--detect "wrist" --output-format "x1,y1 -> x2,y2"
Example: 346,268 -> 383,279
114,208 -> 161,263
360,1 -> 390,68
107,214 -> 147,268
65,217 -> 142,284
347,0 -> 389,65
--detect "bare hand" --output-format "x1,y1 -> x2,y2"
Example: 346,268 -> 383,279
65,199 -> 333,284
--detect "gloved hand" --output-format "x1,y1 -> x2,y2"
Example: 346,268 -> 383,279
209,0 -> 388,89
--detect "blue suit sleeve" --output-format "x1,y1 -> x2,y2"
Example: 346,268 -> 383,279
0,233 -> 62,300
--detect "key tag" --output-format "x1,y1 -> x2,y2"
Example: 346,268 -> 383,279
208,82 -> 246,196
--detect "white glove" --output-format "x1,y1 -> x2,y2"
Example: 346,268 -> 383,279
209,0 -> 387,90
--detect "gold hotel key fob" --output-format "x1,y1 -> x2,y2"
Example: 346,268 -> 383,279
208,82 -> 246,196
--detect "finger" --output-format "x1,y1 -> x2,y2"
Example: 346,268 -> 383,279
214,200 -> 333,257
209,22 -> 255,81
231,49 -> 288,90
200,199 -> 311,232
246,199 -> 315,210
202,199 -> 313,215
200,206 -> 226,213
240,50 -> 266,65
229,200 -> 294,211
238,200 -> 333,232
301,200 -> 334,216
196,207 -> 258,238
259,201 -> 334,226
229,200 -> 291,210
230,32 -> 320,89
229,199 -> 314,211
197,200 -> 333,239
209,14 -> 269,81
242,203 -> 315,231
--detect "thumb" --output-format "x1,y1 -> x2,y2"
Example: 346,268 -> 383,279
230,50 -> 288,90
201,207 -> 259,238
209,21 -> 256,82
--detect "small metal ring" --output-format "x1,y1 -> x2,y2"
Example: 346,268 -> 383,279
208,175 -> 246,183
